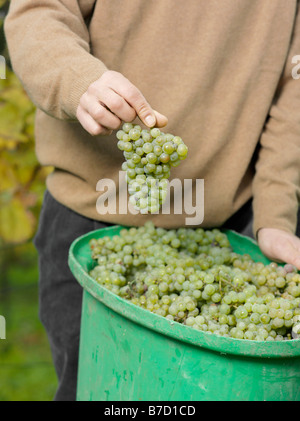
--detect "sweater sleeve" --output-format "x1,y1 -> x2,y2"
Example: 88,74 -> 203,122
252,2 -> 300,237
4,0 -> 108,120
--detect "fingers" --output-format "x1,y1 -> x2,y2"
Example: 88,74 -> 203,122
271,241 -> 299,266
77,71 -> 168,136
91,86 -> 137,123
80,93 -> 122,130
278,248 -> 300,270
283,242 -> 300,270
76,106 -> 112,136
103,71 -> 168,128
258,228 -> 300,270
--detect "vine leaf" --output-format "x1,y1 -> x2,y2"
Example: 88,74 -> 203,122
0,69 -> 52,245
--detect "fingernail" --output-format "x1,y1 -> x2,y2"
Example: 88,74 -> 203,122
145,115 -> 156,127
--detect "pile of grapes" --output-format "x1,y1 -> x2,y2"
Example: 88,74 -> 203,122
116,123 -> 188,213
89,222 -> 300,341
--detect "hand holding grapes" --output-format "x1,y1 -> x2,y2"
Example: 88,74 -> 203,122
258,228 -> 300,270
76,70 -> 168,136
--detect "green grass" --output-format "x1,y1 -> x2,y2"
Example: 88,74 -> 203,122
0,241 -> 57,401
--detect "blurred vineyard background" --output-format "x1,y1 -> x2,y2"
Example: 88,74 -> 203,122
0,0 -> 57,400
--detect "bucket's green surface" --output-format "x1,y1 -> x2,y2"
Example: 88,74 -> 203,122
68,226 -> 300,401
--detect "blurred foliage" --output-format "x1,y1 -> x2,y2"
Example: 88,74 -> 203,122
0,0 -> 51,247
0,0 -> 8,9
0,0 -> 9,61
0,0 -> 53,246
0,242 -> 57,401
0,2 -> 57,401
0,69 -> 52,245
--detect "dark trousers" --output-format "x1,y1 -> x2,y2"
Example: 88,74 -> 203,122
34,191 -> 112,401
33,190 -> 299,401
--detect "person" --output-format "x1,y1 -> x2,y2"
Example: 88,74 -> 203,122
4,0 -> 300,401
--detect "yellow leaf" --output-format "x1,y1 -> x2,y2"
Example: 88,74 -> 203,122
0,197 -> 35,244
0,85 -> 34,116
0,159 -> 16,191
0,102 -> 26,142
0,138 -> 18,149
2,148 -> 37,185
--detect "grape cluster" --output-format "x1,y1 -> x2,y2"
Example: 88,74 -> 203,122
116,123 -> 188,213
89,222 -> 300,341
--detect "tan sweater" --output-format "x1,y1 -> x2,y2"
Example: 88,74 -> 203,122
4,0 -> 300,234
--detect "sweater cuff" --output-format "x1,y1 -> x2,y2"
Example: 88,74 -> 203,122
252,195 -> 298,239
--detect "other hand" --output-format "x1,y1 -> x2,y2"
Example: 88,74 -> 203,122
257,228 -> 300,270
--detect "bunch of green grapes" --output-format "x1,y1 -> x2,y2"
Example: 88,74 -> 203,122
116,123 -> 188,213
89,222 -> 300,341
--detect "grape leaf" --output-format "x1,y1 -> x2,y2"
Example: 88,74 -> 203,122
0,196 -> 35,244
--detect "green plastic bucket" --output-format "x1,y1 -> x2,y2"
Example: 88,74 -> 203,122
68,226 -> 300,401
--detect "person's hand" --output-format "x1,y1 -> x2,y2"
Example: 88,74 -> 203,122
257,228 -> 300,270
76,70 -> 168,136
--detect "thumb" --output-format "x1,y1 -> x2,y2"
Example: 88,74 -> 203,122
153,110 -> 168,128
131,93 -> 168,128
137,107 -> 168,129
